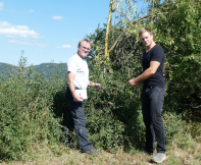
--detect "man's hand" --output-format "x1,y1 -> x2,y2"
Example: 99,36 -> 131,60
73,94 -> 83,102
89,81 -> 102,89
128,78 -> 139,86
95,83 -> 102,89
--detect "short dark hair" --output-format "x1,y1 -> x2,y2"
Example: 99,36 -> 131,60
139,27 -> 153,37
78,38 -> 92,47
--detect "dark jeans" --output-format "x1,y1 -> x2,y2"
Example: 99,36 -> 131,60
63,87 -> 93,152
141,86 -> 166,154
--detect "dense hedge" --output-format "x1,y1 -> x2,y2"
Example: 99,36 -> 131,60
1,60 -> 200,160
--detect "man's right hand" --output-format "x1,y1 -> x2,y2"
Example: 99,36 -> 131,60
128,78 -> 139,86
73,94 -> 83,102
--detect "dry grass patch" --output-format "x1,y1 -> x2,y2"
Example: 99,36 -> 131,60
0,147 -> 154,165
1,136 -> 201,165
2,146 -> 201,165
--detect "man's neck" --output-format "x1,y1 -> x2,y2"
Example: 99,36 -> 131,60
76,53 -> 83,59
146,42 -> 156,52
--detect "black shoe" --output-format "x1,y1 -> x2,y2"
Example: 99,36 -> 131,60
84,148 -> 102,155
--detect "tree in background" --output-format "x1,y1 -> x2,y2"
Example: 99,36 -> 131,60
146,0 -> 201,120
88,0 -> 201,121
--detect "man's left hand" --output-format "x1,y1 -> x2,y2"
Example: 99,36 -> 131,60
95,83 -> 102,89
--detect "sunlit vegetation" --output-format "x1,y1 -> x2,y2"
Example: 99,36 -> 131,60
0,0 -> 201,164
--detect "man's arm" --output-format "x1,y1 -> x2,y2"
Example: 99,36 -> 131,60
88,80 -> 102,89
128,61 -> 160,86
68,72 -> 83,102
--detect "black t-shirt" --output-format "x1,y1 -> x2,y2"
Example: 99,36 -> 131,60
142,45 -> 165,89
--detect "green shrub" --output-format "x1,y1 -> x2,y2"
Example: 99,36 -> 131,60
0,56 -> 200,160
0,61 -> 66,160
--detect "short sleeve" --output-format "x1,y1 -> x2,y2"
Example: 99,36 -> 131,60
67,58 -> 77,74
150,46 -> 164,63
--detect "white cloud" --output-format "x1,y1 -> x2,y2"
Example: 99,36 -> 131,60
28,9 -> 34,13
57,45 -> 72,49
21,9 -> 34,13
0,2 -> 3,10
63,45 -> 72,48
0,21 -> 40,38
9,9 -> 33,13
8,39 -> 49,47
52,16 -> 63,20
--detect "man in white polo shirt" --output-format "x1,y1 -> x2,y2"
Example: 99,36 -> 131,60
64,38 -> 102,155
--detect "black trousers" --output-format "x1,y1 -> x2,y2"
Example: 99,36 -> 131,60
141,87 -> 166,154
63,87 -> 93,152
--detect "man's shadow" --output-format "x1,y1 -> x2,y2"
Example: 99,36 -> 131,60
52,90 -> 68,141
52,89 -> 78,147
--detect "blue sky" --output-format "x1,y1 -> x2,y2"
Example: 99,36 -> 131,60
0,0 -> 147,66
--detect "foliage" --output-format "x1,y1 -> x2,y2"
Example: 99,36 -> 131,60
0,58 -> 66,160
147,0 -> 201,120
0,54 -> 200,161
88,0 -> 201,120
85,0 -> 201,152
92,0 -> 138,68
87,22 -> 145,72
1,0 -> 201,162
85,68 -> 144,152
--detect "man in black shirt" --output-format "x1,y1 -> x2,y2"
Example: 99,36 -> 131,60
128,27 -> 166,163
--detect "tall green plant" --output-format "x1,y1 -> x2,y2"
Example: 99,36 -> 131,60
0,57 -> 66,160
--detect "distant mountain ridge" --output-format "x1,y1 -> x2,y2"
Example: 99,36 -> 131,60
0,62 -> 67,79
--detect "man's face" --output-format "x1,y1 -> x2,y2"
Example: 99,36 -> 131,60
140,31 -> 153,47
77,41 -> 91,58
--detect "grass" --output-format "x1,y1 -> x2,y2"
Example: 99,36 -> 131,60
1,146 -> 201,165
1,137 -> 201,165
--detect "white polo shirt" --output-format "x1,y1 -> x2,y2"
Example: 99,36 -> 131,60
67,54 -> 89,90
